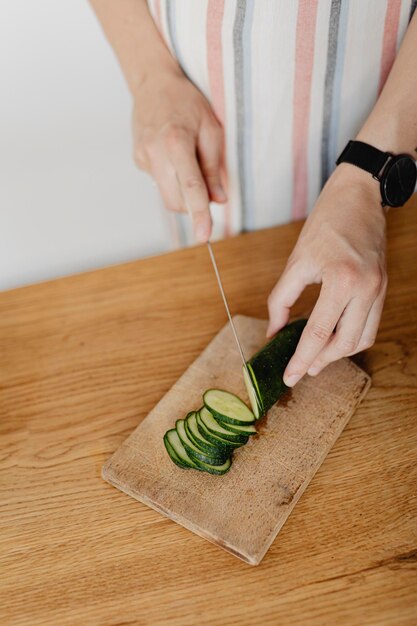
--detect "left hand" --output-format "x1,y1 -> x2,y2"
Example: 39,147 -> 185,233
267,164 -> 388,387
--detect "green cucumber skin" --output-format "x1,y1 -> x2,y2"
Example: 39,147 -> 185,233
190,457 -> 232,475
203,390 -> 255,426
164,430 -> 231,474
185,415 -> 230,461
176,420 -> 228,466
196,413 -> 239,450
246,363 -> 265,417
201,413 -> 249,444
247,319 -> 307,413
213,417 -> 257,436
200,461 -> 232,476
163,432 -> 194,469
204,403 -> 255,427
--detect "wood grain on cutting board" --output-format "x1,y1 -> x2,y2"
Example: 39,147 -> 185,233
103,315 -> 370,565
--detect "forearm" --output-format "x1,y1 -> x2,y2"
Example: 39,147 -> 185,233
356,13 -> 417,156
89,0 -> 182,97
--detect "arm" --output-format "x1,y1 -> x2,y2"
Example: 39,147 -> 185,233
268,14 -> 417,386
89,0 -> 226,241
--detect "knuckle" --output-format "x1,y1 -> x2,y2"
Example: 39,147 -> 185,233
337,337 -> 358,355
164,125 -> 188,149
307,322 -> 332,343
333,261 -> 360,290
367,267 -> 384,295
184,176 -> 205,192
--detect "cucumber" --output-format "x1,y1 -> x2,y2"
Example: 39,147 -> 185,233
164,429 -> 200,470
176,419 -> 229,466
166,429 -> 232,475
243,365 -> 264,419
196,456 -> 232,475
164,435 -> 190,469
196,410 -> 242,449
199,406 -> 249,444
185,412 -> 231,459
244,318 -> 307,415
203,389 -> 255,426
216,418 -> 257,436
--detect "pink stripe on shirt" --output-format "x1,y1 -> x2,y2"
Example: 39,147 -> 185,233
291,0 -> 319,221
207,0 -> 231,237
378,0 -> 401,95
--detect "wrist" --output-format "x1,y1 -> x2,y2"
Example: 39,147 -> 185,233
130,58 -> 183,98
356,114 -> 417,159
329,162 -> 389,219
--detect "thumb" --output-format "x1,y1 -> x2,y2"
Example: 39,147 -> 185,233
266,261 -> 308,338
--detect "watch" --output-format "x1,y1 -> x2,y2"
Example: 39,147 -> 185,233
336,140 -> 417,207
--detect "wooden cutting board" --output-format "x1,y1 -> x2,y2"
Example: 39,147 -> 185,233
102,316 -> 370,565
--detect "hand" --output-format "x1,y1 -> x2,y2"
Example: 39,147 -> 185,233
132,69 -> 227,242
267,164 -> 388,386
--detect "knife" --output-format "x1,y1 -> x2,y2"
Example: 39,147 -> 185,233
207,241 -> 251,378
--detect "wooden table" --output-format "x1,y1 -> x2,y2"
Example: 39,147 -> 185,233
1,198 -> 416,626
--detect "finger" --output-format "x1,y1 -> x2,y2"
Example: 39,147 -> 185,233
352,279 -> 387,354
283,278 -> 348,386
306,296 -> 373,376
169,134 -> 212,243
198,122 -> 227,204
149,153 -> 185,214
267,261 -> 315,338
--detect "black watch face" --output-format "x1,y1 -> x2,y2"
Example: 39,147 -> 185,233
381,155 -> 417,207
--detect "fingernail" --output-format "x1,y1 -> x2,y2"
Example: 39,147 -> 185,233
196,224 -> 208,243
284,373 -> 301,387
308,366 -> 320,376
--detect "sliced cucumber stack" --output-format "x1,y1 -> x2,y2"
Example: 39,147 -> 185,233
176,419 -> 228,466
163,389 -> 255,475
199,407 -> 249,445
164,429 -> 199,470
162,319 -> 306,475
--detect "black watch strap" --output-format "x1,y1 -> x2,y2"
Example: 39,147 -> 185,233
336,140 -> 390,179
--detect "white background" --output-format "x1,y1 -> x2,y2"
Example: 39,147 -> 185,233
0,0 -> 170,291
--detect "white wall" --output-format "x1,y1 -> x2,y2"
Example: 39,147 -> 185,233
0,0 -> 170,291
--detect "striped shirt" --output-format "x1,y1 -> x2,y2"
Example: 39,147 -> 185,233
148,0 -> 416,247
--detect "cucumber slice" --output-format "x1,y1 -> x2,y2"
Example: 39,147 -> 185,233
176,419 -> 229,466
215,417 -> 257,436
164,429 -> 200,470
246,319 -> 307,413
196,411 -> 242,449
196,456 -> 232,475
165,429 -> 232,475
199,407 -> 249,444
203,389 -> 255,425
185,412 -> 231,459
164,433 -> 191,469
243,363 -> 264,419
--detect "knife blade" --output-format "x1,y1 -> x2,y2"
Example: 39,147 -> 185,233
207,241 -> 250,376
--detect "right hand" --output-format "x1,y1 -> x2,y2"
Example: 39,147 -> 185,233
132,69 -> 227,243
